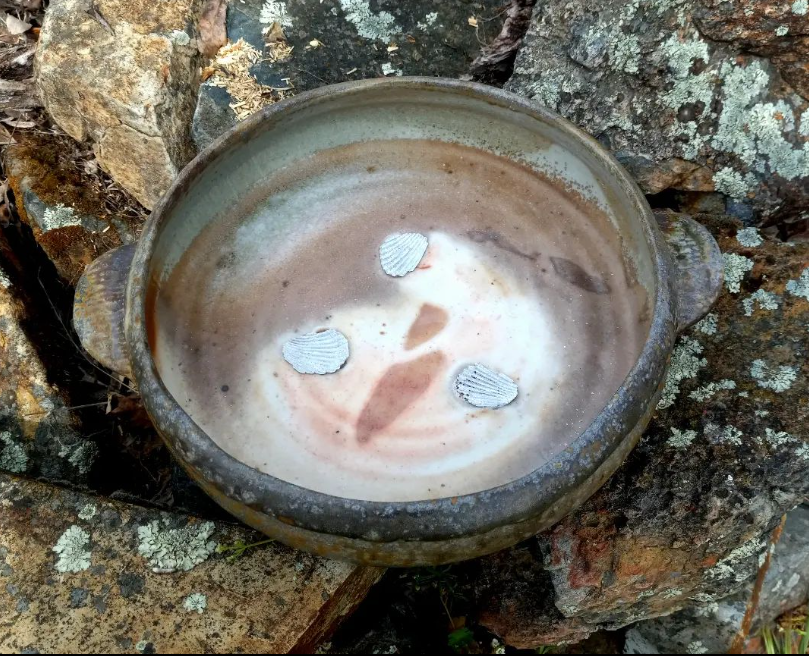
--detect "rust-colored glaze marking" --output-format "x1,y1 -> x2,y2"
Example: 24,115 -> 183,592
404,303 -> 449,350
356,351 -> 446,443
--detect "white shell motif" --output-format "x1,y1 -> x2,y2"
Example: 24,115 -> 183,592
454,364 -> 519,409
379,232 -> 429,277
282,329 -> 350,375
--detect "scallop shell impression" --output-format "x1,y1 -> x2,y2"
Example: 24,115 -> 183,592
379,233 -> 429,277
282,329 -> 350,375
454,364 -> 519,409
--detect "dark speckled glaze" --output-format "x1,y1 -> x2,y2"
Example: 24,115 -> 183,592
78,79 -> 723,566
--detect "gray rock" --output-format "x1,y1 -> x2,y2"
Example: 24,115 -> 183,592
475,215 -> 809,648
191,82 -> 237,152
625,505 -> 809,654
506,0 -> 809,225
192,0 -> 507,147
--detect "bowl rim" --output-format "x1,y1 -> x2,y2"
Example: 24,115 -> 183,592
125,77 -> 675,543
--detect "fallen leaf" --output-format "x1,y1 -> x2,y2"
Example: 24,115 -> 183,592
468,16 -> 478,28
387,43 -> 398,52
263,20 -> 286,44
198,0 -> 228,57
4,13 -> 31,35
307,38 -> 322,49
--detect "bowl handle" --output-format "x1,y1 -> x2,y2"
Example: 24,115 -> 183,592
655,211 -> 724,333
73,244 -> 136,378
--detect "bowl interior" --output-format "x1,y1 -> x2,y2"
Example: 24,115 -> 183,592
145,80 -> 657,503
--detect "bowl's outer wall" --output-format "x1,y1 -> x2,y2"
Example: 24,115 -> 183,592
124,78 -> 678,566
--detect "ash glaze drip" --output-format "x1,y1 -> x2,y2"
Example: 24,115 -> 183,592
282,328 -> 349,374
454,364 -> 519,409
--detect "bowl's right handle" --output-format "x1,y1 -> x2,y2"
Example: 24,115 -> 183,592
655,211 -> 724,333
73,244 -> 136,378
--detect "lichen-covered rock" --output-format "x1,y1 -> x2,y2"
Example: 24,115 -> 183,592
35,0 -> 206,209
192,0 -> 507,150
3,132 -> 143,284
0,275 -> 97,484
0,473 -> 382,654
625,505 -> 809,654
475,214 -> 809,648
507,0 -> 809,225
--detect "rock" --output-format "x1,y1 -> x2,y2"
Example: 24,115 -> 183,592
0,268 -> 96,485
0,472 -> 383,653
35,0 -> 206,209
625,505 -> 809,654
191,82 -> 237,153
191,0 -> 507,150
474,214 -> 809,648
506,0 -> 809,225
3,132 -> 143,284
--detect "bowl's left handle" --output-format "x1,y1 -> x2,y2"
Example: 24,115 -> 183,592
655,211 -> 724,333
73,245 -> 137,378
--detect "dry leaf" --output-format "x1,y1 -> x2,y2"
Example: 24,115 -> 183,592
387,43 -> 399,52
198,0 -> 228,57
307,38 -> 322,49
468,16 -> 478,28
4,13 -> 31,35
263,20 -> 286,44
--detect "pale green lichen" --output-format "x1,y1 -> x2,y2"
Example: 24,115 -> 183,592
259,1 -> 293,27
751,359 -> 798,392
41,204 -> 82,232
78,504 -> 97,521
0,431 -> 28,474
723,253 -> 755,293
736,227 -> 763,247
742,289 -> 781,316
785,268 -> 809,301
738,390 -> 749,397
794,0 -> 809,15
137,520 -> 217,573
689,379 -> 736,402
169,30 -> 191,47
708,537 -> 765,582
668,427 -> 698,448
58,440 -> 98,474
491,639 -> 506,655
608,33 -> 641,74
184,593 -> 207,614
381,62 -> 402,76
705,422 -> 744,446
53,526 -> 91,573
525,74 -> 579,110
0,270 -> 10,289
663,588 -> 684,598
687,641 -> 709,654
339,0 -> 399,41
801,109 -> 809,137
657,337 -> 707,409
416,12 -> 438,30
754,409 -> 770,417
775,26 -> 789,37
135,640 -> 149,653
659,34 -> 709,79
762,428 -> 795,447
797,444 -> 809,461
694,313 -> 718,335
713,167 -> 754,199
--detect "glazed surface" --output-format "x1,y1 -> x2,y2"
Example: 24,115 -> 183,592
152,139 -> 651,501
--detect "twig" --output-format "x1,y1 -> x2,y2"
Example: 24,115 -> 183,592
729,515 -> 788,654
